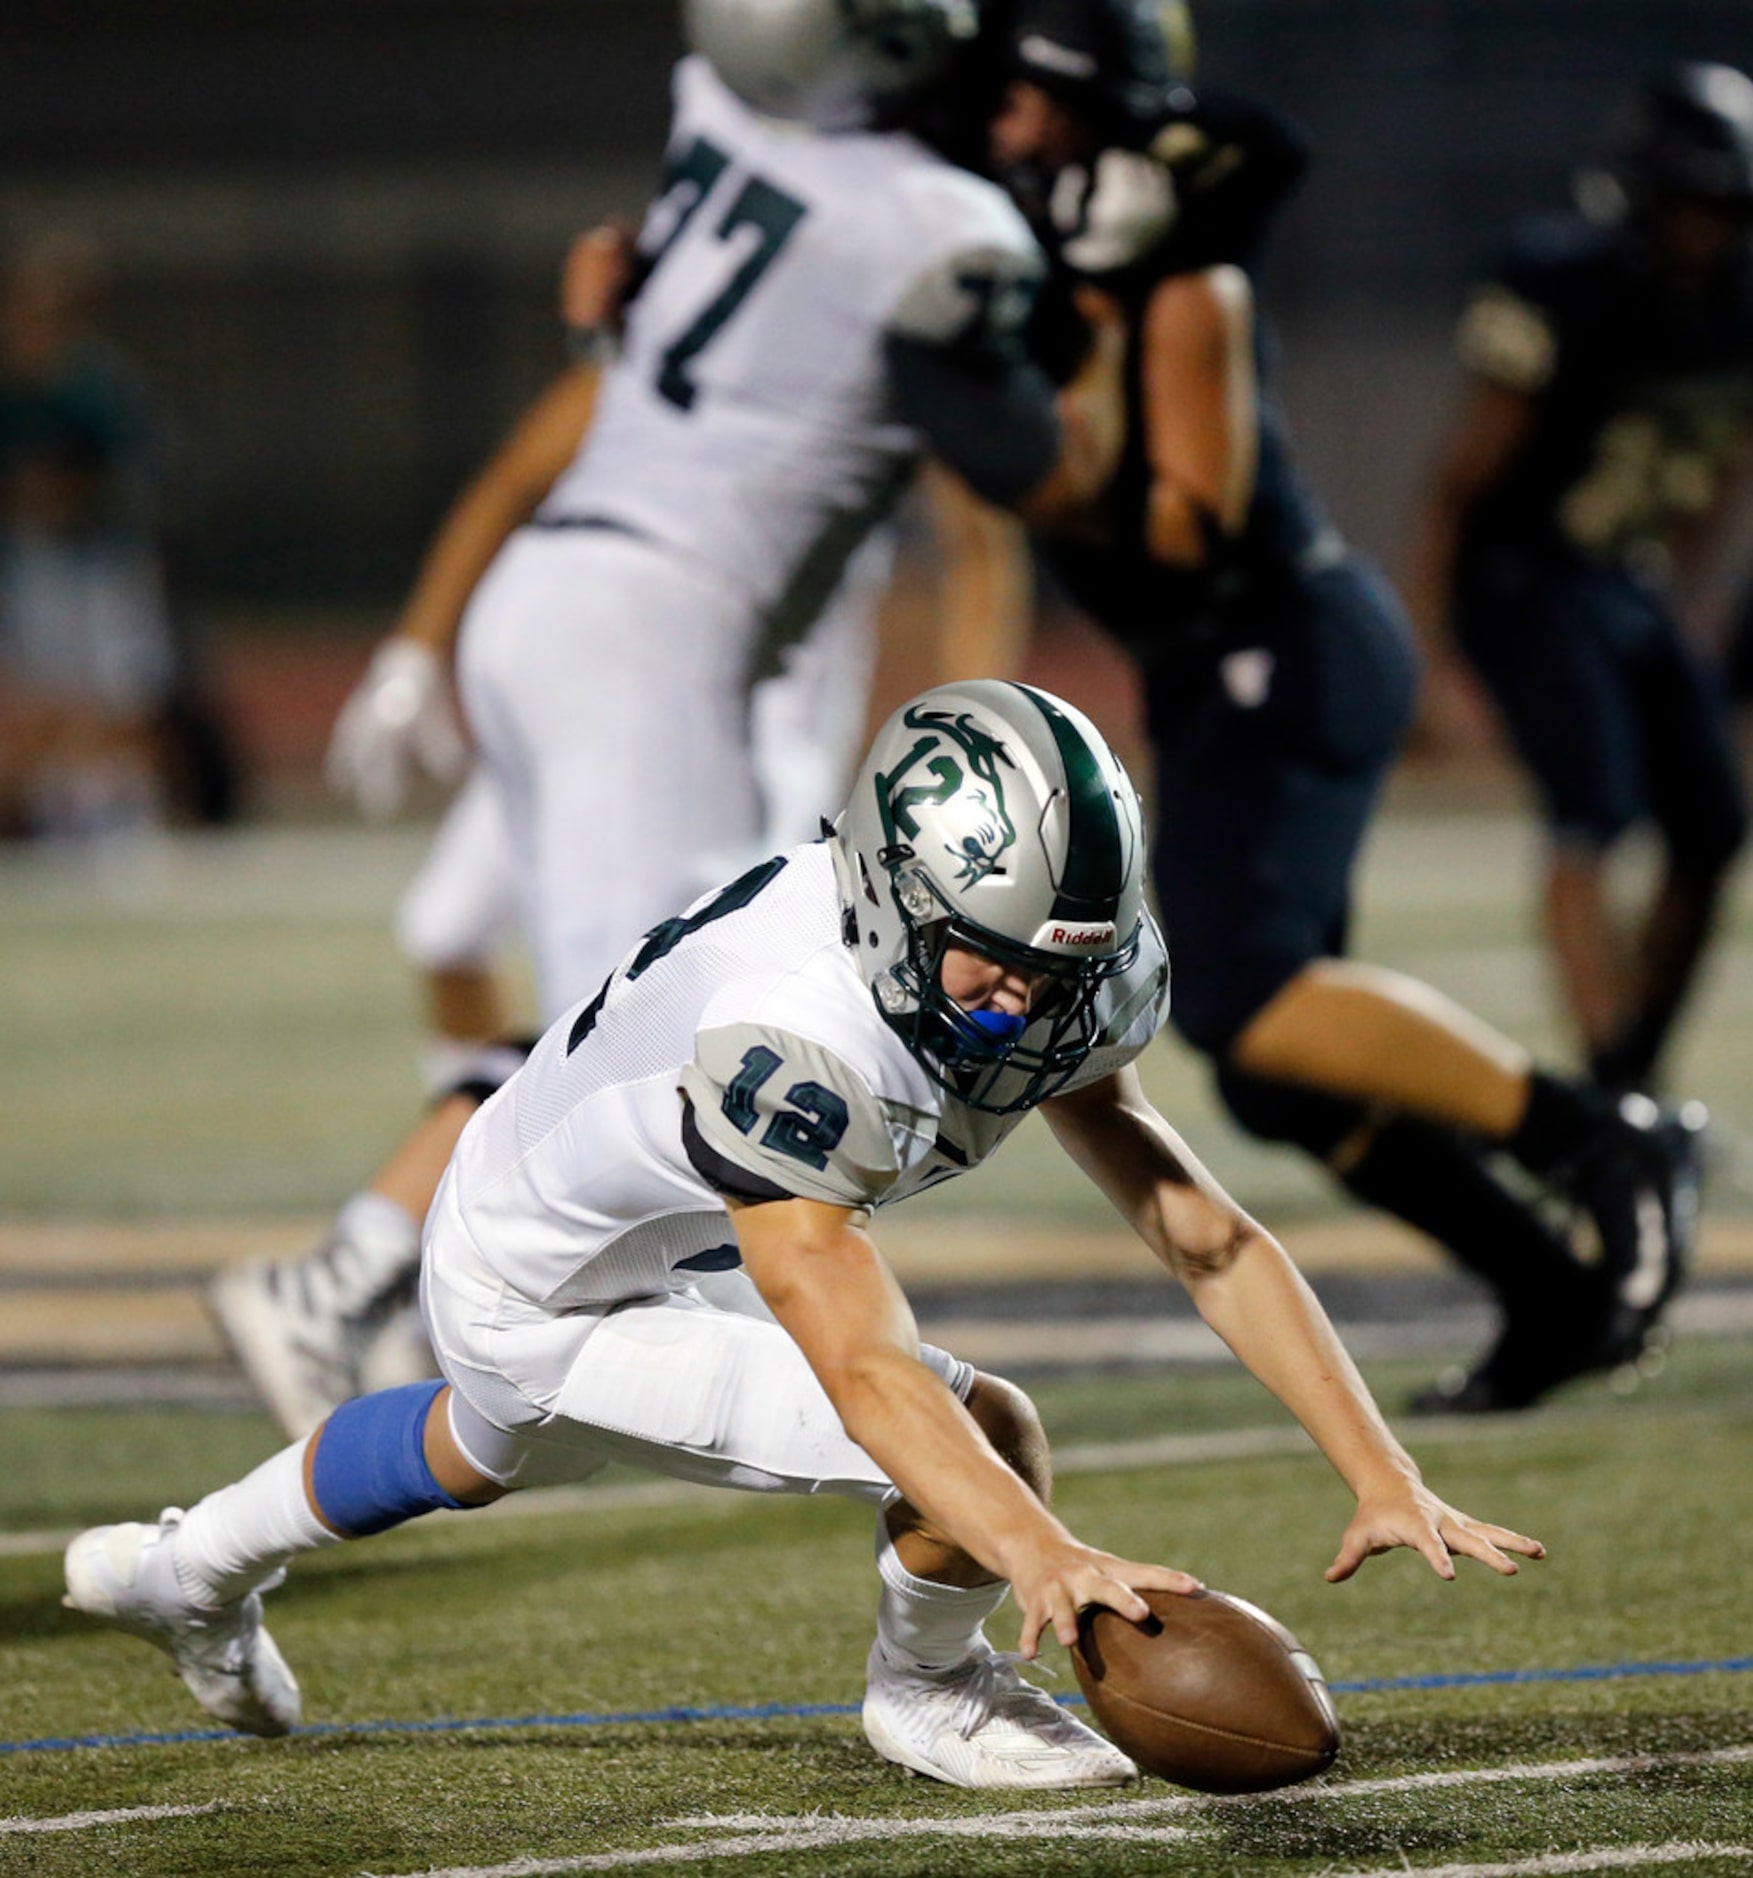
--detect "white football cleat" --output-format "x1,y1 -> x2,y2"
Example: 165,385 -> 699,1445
209,1221 -> 428,1439
863,1637 -> 1137,1789
63,1510 -> 300,1738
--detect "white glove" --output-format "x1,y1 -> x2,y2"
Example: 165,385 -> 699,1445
325,637 -> 468,819
1051,148 -> 1179,276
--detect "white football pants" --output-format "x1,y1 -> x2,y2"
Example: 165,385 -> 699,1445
428,526 -> 883,1015
422,1194 -> 972,1500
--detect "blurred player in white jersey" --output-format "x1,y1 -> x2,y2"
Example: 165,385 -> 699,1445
212,0 -> 1104,1435
458,31 -> 1115,1019
68,679 -> 1543,1789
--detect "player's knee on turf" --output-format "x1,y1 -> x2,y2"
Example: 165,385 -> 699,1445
965,1371 -> 1051,1503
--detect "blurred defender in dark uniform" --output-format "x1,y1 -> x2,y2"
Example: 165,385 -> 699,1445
1407,64 -> 1753,1097
990,0 -> 1704,1413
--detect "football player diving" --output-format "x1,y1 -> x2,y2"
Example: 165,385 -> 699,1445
65,680 -> 1543,1789
982,0 -> 1706,1413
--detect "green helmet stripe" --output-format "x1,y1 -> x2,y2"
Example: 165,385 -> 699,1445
1015,684 -> 1126,921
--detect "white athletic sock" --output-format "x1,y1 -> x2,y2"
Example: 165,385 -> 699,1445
421,1035 -> 490,1100
328,1191 -> 421,1300
874,1519 -> 1010,1673
171,1437 -> 342,1608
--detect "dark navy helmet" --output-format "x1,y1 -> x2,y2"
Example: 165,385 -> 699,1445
1004,0 -> 1195,145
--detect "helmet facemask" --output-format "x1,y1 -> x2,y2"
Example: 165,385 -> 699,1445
875,870 -> 1141,1111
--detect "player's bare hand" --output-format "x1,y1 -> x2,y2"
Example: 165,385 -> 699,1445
562,221 -> 636,332
1326,1482 -> 1545,1584
1010,1541 -> 1200,1661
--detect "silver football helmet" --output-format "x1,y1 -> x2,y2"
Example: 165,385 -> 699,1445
683,0 -> 979,132
835,679 -> 1148,1112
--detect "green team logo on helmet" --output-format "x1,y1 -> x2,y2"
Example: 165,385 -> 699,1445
875,705 -> 1018,888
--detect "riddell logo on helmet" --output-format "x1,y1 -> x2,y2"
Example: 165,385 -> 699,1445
1047,923 -> 1114,948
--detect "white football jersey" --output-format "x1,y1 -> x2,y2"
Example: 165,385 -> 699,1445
540,55 -> 1042,646
442,840 -> 1168,1311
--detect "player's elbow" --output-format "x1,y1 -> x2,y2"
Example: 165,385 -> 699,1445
1163,1211 -> 1260,1290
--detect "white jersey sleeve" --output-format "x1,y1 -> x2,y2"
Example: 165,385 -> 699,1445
878,164 -> 1045,354
680,1021 -> 932,1209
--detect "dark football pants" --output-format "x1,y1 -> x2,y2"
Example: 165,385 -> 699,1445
1144,552 -> 1419,1060
1141,555 -> 1581,1310
1455,549 -> 1748,872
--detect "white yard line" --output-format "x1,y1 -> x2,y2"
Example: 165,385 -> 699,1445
0,1799 -> 227,1836
370,1744 -> 1753,1877
1313,1846 -> 1753,1878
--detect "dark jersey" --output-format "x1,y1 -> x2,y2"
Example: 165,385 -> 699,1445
1038,319 -> 1332,661
1456,214 -> 1753,574
1025,90 -> 1333,664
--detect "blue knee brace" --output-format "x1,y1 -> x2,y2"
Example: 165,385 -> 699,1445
309,1379 -> 465,1537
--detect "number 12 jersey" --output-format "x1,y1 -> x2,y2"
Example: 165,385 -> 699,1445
438,839 -> 1168,1312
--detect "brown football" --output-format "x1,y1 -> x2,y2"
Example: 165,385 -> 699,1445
1071,1587 -> 1340,1792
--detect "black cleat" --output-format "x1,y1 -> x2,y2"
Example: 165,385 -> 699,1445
1552,1095 -> 1707,1367
1407,1312 -> 1603,1416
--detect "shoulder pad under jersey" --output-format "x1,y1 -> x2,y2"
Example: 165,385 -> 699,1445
883,167 -> 1045,349
681,1022 -> 937,1208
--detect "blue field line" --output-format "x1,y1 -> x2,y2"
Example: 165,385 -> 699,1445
6,1655 -> 1750,1757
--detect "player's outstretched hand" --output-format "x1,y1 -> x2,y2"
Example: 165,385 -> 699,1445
1325,1480 -> 1545,1585
1010,1538 -> 1201,1661
326,636 -> 469,819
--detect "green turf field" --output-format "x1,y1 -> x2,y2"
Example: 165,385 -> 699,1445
3,803 -> 1752,1873
2,1345 -> 1751,1875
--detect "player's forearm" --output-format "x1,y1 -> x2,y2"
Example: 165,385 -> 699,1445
925,470 -> 1034,682
1143,476 -> 1239,569
1019,306 -> 1128,526
392,460 -> 566,655
1140,266 -> 1257,567
1189,1237 -> 1422,1501
829,1347 -> 1074,1583
392,495 -> 533,656
1400,492 -> 1467,658
1404,380 -> 1536,651
1048,1077 -> 1420,1501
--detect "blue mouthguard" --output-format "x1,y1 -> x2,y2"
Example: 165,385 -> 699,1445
963,1008 -> 1028,1044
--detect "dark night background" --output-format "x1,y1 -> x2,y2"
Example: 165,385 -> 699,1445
4,0 -> 1750,603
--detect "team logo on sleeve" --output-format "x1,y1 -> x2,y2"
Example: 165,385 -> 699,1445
875,706 -> 1017,886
